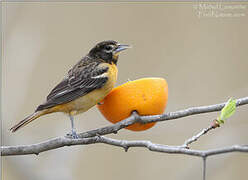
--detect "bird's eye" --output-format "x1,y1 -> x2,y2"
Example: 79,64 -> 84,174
105,45 -> 113,51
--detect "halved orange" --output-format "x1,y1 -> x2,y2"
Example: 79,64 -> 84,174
97,77 -> 168,131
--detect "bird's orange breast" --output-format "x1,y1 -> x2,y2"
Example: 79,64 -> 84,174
50,63 -> 118,116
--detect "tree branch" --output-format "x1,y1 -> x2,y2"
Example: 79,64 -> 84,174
1,96 -> 248,156
98,136 -> 248,157
78,96 -> 248,138
2,135 -> 248,157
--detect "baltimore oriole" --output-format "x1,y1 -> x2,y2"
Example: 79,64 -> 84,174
10,40 -> 130,138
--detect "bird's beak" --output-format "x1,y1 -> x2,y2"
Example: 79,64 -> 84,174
114,44 -> 131,55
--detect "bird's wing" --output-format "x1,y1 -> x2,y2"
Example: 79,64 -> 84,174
36,61 -> 109,111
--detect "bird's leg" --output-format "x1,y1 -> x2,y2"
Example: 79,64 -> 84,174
69,115 -> 78,139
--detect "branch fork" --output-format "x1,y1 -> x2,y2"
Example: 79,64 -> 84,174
1,96 -> 248,156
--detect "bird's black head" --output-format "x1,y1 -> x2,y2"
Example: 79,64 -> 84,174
88,40 -> 130,64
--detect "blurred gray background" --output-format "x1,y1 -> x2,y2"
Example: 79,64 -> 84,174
2,2 -> 248,180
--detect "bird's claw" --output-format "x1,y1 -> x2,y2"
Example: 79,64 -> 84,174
66,130 -> 79,139
71,130 -> 79,139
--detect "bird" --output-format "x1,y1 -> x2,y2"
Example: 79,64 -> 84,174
10,40 -> 130,138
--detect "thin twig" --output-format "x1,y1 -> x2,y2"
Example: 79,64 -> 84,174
182,125 -> 215,148
1,96 -> 248,156
203,157 -> 207,180
182,120 -> 219,148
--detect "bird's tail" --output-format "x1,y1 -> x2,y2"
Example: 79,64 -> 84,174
10,110 -> 46,132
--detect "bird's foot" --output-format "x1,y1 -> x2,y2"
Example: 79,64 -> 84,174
66,129 -> 79,139
71,131 -> 79,139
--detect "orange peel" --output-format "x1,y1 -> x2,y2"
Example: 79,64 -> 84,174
97,77 -> 168,131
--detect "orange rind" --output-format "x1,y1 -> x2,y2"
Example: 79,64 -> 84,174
97,77 -> 168,131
